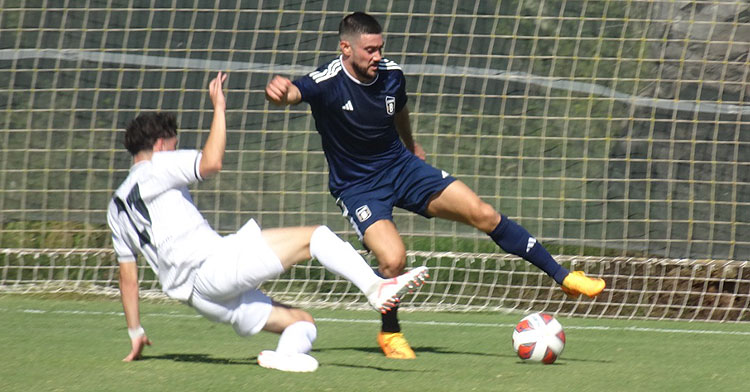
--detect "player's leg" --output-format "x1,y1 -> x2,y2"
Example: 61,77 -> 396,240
261,225 -> 378,285
262,224 -> 428,312
189,227 -> 314,372
336,189 -> 419,359
362,220 -> 407,278
187,285 -> 314,371
257,301 -> 320,372
195,219 -> 425,310
425,180 -> 605,298
361,220 -> 419,359
190,286 -> 319,372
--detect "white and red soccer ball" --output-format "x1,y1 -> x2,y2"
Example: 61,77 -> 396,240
512,312 -> 566,364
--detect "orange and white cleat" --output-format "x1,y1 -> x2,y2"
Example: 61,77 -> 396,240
561,270 -> 605,298
377,332 -> 417,359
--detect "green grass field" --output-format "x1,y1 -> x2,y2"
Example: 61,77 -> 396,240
1,295 -> 748,392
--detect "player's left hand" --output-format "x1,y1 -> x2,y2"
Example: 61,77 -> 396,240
123,335 -> 152,362
413,142 -> 426,160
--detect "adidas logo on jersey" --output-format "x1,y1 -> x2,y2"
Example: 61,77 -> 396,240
342,100 -> 354,111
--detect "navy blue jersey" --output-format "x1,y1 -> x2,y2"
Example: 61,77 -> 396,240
293,56 -> 409,195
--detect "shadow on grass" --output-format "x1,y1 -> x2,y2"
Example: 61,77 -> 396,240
143,353 -> 254,366
318,346 -> 611,365
327,361 -> 428,372
318,346 -> 511,372
146,352 -> 427,372
142,348 -> 609,369
316,345 -> 510,358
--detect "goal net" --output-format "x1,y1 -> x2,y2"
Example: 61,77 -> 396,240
1,1 -> 749,322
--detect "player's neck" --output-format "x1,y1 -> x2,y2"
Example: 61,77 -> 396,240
133,150 -> 154,164
132,138 -> 173,165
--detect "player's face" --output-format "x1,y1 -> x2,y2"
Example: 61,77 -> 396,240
345,33 -> 384,82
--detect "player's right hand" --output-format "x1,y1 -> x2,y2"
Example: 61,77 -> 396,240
123,335 -> 152,362
265,75 -> 295,105
413,142 -> 426,160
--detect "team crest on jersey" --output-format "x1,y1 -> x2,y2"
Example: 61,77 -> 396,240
355,205 -> 372,222
385,96 -> 396,115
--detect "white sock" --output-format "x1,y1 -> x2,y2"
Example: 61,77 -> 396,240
309,225 -> 381,293
276,321 -> 317,355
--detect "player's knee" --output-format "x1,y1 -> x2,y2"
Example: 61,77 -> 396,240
282,307 -> 315,325
470,202 -> 501,232
295,309 -> 315,324
255,306 -> 315,336
377,253 -> 406,278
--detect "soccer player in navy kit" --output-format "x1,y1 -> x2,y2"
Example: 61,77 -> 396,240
265,12 -> 606,359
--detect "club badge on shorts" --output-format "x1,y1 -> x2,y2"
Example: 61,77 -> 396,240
385,96 -> 395,115
355,205 -> 372,222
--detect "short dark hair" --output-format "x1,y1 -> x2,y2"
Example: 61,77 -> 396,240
339,12 -> 382,40
123,112 -> 178,155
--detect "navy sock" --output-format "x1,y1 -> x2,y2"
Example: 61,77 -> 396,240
489,215 -> 569,284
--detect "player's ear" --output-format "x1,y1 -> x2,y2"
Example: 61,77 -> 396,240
153,137 -> 170,152
340,39 -> 352,56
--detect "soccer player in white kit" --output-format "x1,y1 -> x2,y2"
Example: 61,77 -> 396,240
107,72 -> 429,372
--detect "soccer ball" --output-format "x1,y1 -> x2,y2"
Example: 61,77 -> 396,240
512,312 -> 566,364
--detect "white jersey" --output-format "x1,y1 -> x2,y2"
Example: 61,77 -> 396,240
107,150 -> 221,301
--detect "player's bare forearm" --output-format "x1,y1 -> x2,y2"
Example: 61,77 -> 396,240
200,72 -> 228,178
394,107 -> 414,149
118,261 -> 151,361
265,75 -> 302,106
394,107 -> 426,160
118,262 -> 141,329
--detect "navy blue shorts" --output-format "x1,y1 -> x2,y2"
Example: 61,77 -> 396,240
335,154 -> 456,239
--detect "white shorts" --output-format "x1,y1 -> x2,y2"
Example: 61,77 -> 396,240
189,219 -> 284,336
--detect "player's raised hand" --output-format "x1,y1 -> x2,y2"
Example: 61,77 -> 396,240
265,75 -> 301,105
200,71 -> 228,178
209,71 -> 227,111
123,334 -> 152,362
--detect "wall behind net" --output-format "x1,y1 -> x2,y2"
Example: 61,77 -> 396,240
1,1 -> 749,320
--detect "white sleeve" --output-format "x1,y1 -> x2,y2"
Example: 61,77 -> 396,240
140,150 -> 203,199
106,201 -> 137,263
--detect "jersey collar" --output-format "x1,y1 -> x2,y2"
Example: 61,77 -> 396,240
340,55 -> 379,86
130,159 -> 150,172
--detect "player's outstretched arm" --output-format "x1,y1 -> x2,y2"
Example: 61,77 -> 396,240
265,75 -> 302,106
118,261 -> 152,361
199,72 -> 228,179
